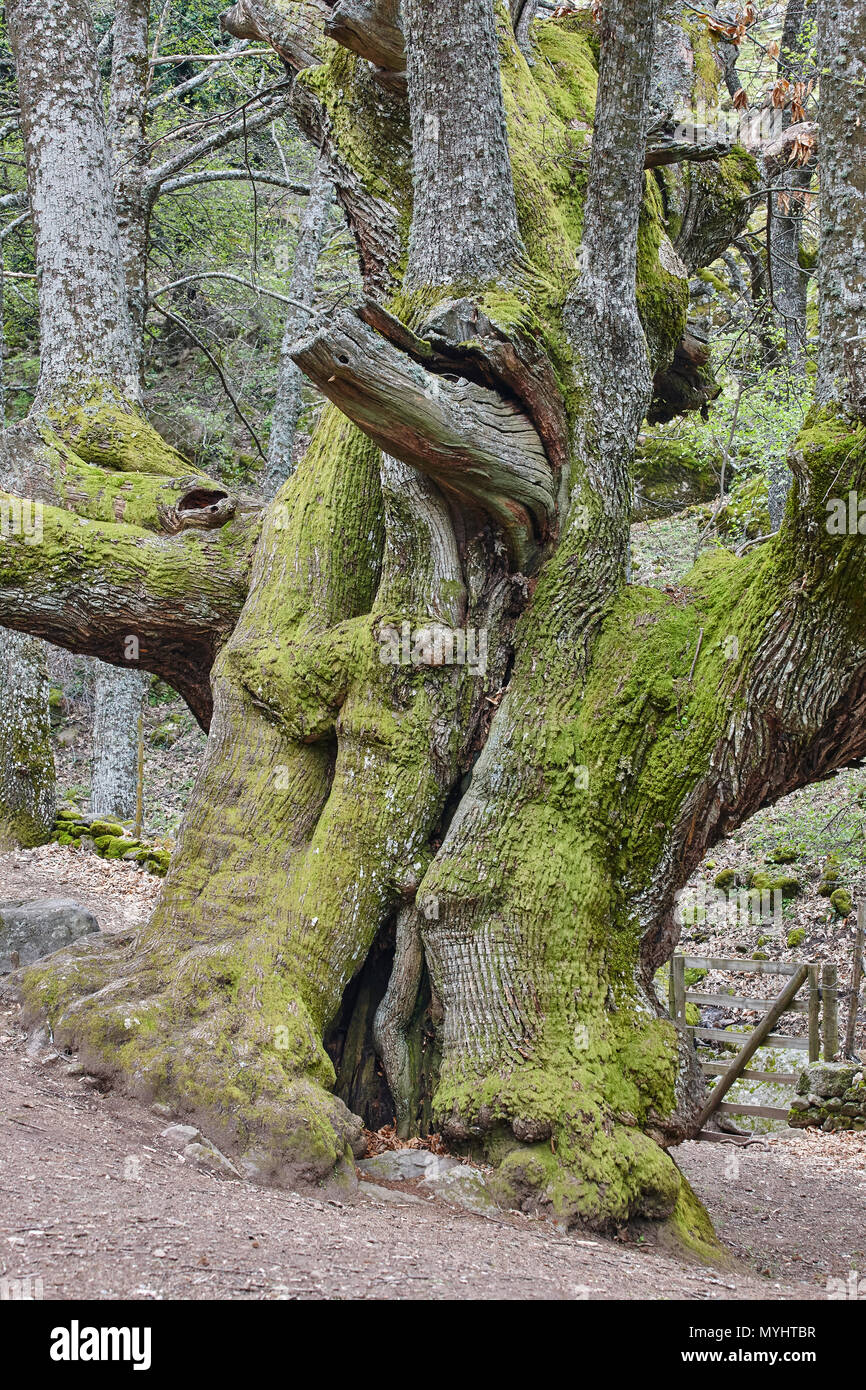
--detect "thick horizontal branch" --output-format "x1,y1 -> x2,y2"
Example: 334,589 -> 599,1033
219,1 -> 328,71
0,495 -> 252,725
323,0 -> 404,72
291,310 -> 557,569
360,296 -> 570,474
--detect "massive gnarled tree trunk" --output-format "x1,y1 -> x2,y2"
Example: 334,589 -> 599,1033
3,0 -> 865,1241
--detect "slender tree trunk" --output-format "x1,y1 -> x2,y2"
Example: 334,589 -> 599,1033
87,0 -> 153,826
817,0 -> 866,415
0,628 -> 55,849
7,0 -> 138,405
108,0 -> 151,376
90,664 -> 149,822
261,165 -> 334,498
768,0 -> 811,364
0,179 -> 56,847
510,0 -> 540,55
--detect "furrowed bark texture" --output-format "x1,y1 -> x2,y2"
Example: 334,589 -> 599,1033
6,0 -> 139,403
402,0 -> 524,288
90,664 -> 149,822
817,0 -> 866,416
413,0 -> 703,1231
108,0 -> 151,373
0,627 -> 55,849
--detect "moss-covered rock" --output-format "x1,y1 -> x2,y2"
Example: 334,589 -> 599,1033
102,837 -> 140,860
150,720 -> 181,749
817,854 -> 843,898
88,819 -> 126,839
49,814 -> 167,875
746,868 -> 800,898
786,927 -> 806,948
713,867 -> 738,890
830,888 -> 853,917
770,844 -> 798,864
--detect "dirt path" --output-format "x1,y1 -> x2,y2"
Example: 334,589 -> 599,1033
2,846 -> 864,1301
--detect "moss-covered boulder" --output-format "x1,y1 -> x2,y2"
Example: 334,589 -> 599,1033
746,868 -> 801,898
830,888 -> 853,917
817,854 -> 843,897
102,836 -> 141,860
49,814 -> 169,876
770,844 -> 798,864
88,819 -> 126,839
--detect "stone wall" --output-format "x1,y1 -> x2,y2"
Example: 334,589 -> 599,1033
788,1063 -> 866,1132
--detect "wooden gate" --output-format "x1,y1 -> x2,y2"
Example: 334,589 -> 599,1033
669,954 -> 839,1131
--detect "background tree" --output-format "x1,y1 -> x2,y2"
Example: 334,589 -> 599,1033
0,628 -> 54,848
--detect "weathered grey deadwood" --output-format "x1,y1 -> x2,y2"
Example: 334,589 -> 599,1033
323,0 -> 404,72
291,311 -> 558,568
645,124 -> 733,168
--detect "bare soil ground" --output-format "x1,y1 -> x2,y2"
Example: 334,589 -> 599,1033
2,845 -> 865,1302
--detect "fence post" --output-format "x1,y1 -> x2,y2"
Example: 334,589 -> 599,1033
822,962 -> 839,1061
670,953 -> 687,1032
808,963 -> 821,1063
844,905 -> 865,1059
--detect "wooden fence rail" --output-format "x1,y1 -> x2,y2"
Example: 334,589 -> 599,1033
669,952 -> 824,1130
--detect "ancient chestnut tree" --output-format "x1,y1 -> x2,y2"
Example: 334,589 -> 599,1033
2,0 -> 865,1237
